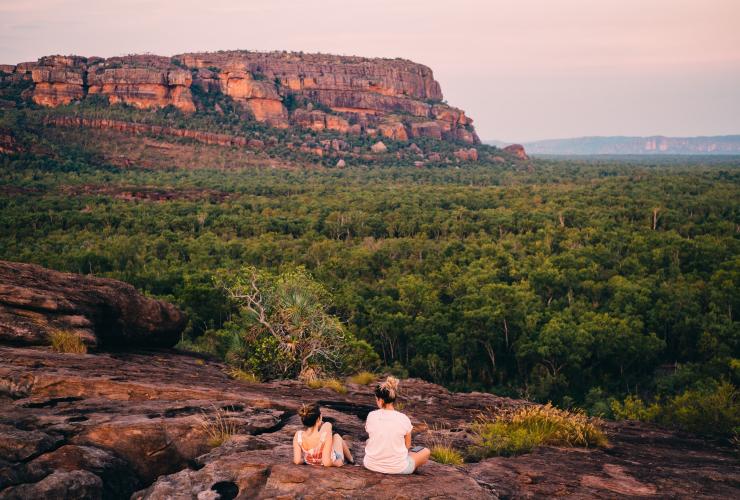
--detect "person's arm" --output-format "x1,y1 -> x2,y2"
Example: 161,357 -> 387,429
404,431 -> 412,449
292,433 -> 303,465
320,422 -> 334,467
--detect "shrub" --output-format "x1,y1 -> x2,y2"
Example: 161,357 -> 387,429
200,407 -> 239,447
348,371 -> 376,385
663,381 -> 738,438
610,395 -> 661,422
430,445 -> 464,466
214,266 -> 355,380
612,381 -> 738,439
612,381 -> 740,439
471,404 -> 608,457
49,330 -> 87,354
306,378 -> 347,394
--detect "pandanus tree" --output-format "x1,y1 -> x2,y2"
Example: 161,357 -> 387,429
216,266 -> 371,379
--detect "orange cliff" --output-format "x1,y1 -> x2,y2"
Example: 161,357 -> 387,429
2,50 -> 480,144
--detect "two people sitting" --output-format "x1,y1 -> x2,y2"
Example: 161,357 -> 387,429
292,376 -> 431,474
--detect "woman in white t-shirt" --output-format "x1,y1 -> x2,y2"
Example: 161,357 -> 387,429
363,376 -> 430,474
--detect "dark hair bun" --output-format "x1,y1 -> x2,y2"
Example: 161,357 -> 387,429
298,403 -> 321,427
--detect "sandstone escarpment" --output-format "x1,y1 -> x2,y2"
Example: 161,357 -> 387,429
2,50 -> 479,144
0,260 -> 186,349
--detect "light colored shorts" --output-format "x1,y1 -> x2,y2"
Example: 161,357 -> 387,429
399,455 -> 415,475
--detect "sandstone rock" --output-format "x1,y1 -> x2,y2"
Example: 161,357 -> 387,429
134,439 -> 490,500
370,141 -> 388,153
0,424 -> 61,462
377,121 -> 409,141
25,445 -> 140,498
30,56 -> 87,106
410,121 -> 443,140
0,470 -> 103,500
45,116 -> 254,149
5,50 -> 479,144
86,56 -> 195,113
1,344 -> 736,499
0,260 -> 186,349
454,148 -> 479,162
503,144 -> 529,160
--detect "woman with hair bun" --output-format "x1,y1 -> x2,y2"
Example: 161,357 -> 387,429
363,376 -> 430,474
292,403 -> 354,467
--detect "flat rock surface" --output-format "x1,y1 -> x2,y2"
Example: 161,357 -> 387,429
0,346 -> 737,499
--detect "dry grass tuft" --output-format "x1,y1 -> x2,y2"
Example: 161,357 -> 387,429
49,330 -> 87,354
471,403 -> 607,457
200,407 -> 239,447
348,371 -> 376,385
426,424 -> 465,465
226,367 -> 260,383
306,378 -> 347,394
430,445 -> 464,466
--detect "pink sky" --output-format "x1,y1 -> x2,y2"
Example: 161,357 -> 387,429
1,0 -> 738,141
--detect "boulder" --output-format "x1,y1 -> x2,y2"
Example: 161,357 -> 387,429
370,141 -> 388,154
0,470 -> 103,500
503,144 -> 529,160
0,260 -> 186,349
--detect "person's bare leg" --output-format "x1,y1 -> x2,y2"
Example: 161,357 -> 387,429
409,447 -> 430,469
331,433 -> 345,467
341,435 -> 354,464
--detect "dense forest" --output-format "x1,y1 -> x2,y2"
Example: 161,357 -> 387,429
1,106 -> 738,437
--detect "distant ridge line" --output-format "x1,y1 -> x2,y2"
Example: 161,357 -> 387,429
485,135 -> 740,155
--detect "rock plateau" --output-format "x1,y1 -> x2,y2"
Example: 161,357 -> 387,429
1,51 -> 479,145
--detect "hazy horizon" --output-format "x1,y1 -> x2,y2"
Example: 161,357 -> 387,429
1,0 -> 738,142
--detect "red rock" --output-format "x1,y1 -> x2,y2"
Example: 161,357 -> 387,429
0,470 -> 103,500
378,121 -> 409,141
454,148 -> 479,161
503,144 -> 529,160
0,260 -> 186,349
6,50 -> 480,144
370,141 -> 388,153
0,346 -> 738,499
410,121 -> 442,140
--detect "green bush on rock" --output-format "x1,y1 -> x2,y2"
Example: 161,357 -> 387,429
197,266 -> 378,380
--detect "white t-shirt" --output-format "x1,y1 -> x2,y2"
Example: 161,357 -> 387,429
363,409 -> 413,473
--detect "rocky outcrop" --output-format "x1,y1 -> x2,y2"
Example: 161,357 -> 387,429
0,345 -> 737,499
0,260 -> 186,349
29,56 -> 87,107
503,143 -> 529,160
454,148 -> 479,162
87,56 -> 195,113
44,116 -> 263,149
3,50 -> 479,144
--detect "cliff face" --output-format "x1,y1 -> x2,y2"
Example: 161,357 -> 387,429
3,51 -> 479,144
